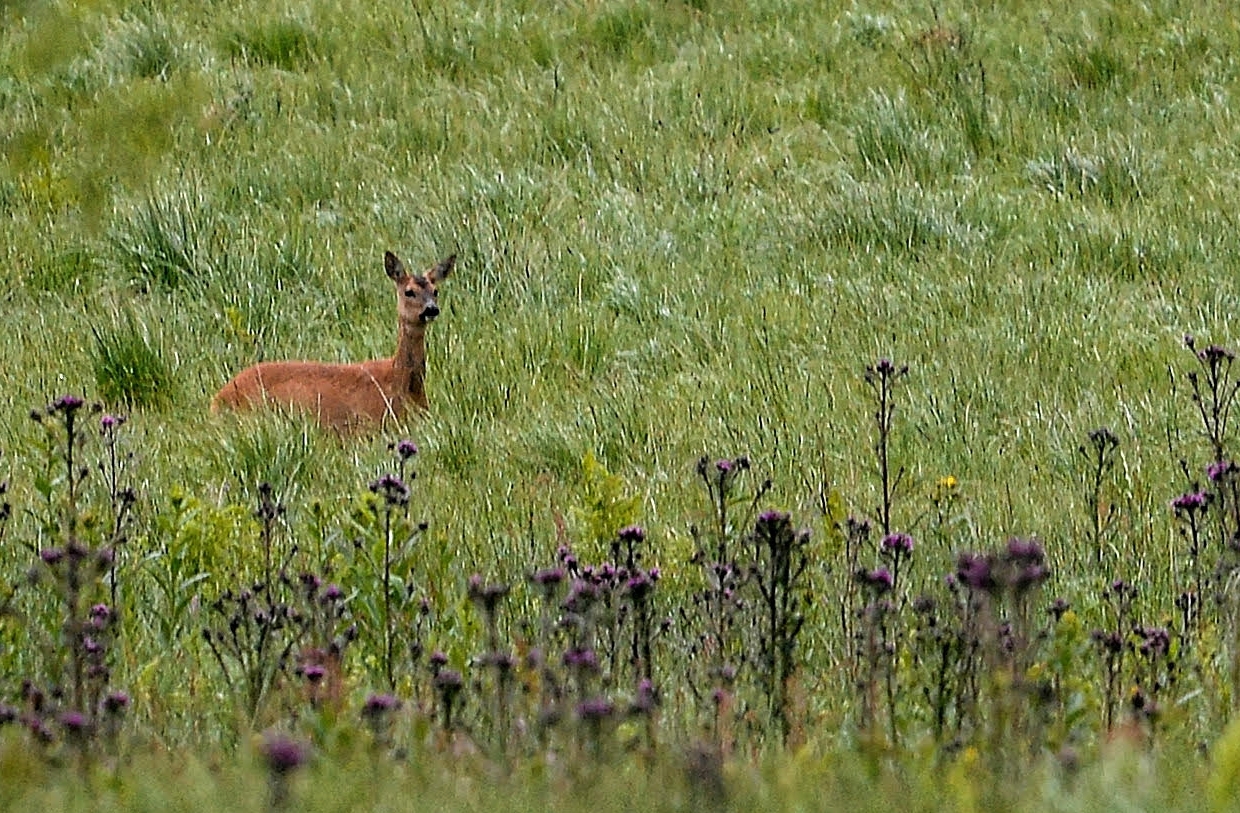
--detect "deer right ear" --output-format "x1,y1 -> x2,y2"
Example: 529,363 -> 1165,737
384,251 -> 406,281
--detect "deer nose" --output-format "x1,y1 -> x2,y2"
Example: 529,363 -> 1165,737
421,303 -> 440,322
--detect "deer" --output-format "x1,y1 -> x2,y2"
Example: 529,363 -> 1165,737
211,251 -> 455,432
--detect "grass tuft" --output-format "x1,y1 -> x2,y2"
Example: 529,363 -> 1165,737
91,313 -> 173,410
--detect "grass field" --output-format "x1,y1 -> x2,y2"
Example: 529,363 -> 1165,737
4,0 -> 1240,809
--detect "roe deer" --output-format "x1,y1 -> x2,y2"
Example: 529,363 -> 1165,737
211,251 -> 455,431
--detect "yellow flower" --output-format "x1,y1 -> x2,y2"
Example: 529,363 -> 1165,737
938,475 -> 958,490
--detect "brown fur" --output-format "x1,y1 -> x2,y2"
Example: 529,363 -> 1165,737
211,251 -> 454,432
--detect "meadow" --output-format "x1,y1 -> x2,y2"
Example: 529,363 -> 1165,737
3,0 -> 1240,809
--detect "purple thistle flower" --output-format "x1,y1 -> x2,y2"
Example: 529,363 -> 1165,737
301,664 -> 327,684
618,525 -> 646,543
1198,344 -> 1235,364
956,552 -> 995,593
530,567 -> 565,589
1172,491 -> 1210,513
429,650 -> 448,670
101,691 -> 130,716
322,583 -> 344,603
759,509 -> 788,524
39,548 -> 64,566
577,697 -> 615,722
394,439 -> 419,460
96,547 -> 116,569
59,710 -> 90,740
100,413 -> 126,431
369,473 -> 410,507
563,647 -> 600,672
856,567 -> 894,593
51,394 -> 85,414
631,679 -> 659,715
261,734 -> 309,775
626,571 -> 655,600
361,693 -> 401,718
1004,537 -> 1045,565
881,532 -> 915,556
433,669 -> 463,692
1207,460 -> 1238,483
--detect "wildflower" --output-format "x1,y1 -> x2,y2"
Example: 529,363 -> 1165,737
1198,344 -> 1235,365
626,570 -> 656,600
50,394 -> 85,414
301,664 -> 326,684
618,525 -> 646,543
563,647 -> 600,673
856,567 -> 894,594
881,532 -> 915,556
956,552 -> 995,593
1004,537 -> 1045,565
39,548 -> 64,566
59,710 -> 91,741
361,693 -> 401,718
321,583 -> 344,603
937,475 -> 958,490
368,473 -> 410,507
1172,491 -> 1210,513
577,697 -> 615,722
393,439 -> 418,460
261,734 -> 309,775
1207,460 -> 1238,483
757,509 -> 790,527
101,691 -> 130,716
631,679 -> 659,715
100,413 -> 126,431
1137,626 -> 1171,659
466,575 -> 510,615
529,567 -> 566,598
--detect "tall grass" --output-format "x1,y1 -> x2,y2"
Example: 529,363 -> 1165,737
2,0 -> 1240,809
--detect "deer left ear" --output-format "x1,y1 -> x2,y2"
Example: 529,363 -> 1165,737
430,254 -> 456,283
384,251 -> 407,281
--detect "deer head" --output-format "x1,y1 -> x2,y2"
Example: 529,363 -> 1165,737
386,251 -> 455,327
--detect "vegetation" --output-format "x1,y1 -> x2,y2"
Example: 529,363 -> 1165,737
3,0 -> 1240,809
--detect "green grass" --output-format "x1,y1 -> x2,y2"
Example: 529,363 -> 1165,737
3,0 -> 1240,809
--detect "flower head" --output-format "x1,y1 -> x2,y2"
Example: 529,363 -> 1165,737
577,697 -> 615,722
618,525 -> 646,544
1208,460 -> 1238,483
1172,491 -> 1210,514
856,567 -> 894,594
102,691 -> 130,716
881,532 -> 915,556
369,473 -> 410,507
361,693 -> 401,718
51,395 -> 85,414
393,439 -> 418,460
261,734 -> 309,775
956,552 -> 995,593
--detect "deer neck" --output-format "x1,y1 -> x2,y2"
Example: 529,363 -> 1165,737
393,321 -> 428,401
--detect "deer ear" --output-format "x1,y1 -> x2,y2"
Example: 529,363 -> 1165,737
430,254 -> 456,283
384,251 -> 406,281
